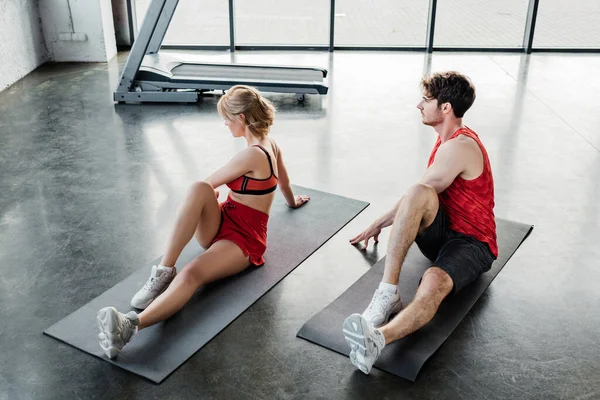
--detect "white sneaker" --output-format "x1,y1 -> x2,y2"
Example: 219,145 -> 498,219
130,265 -> 175,309
343,313 -> 385,375
97,307 -> 139,359
362,289 -> 402,328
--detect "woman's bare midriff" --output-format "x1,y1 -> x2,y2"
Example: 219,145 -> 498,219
228,191 -> 276,215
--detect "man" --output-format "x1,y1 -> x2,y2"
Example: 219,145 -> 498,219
343,71 -> 497,374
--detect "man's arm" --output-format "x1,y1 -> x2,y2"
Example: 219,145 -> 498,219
349,197 -> 404,246
350,137 -> 477,247
419,137 -> 474,193
371,199 -> 403,230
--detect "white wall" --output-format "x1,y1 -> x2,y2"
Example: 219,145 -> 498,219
0,0 -> 47,91
39,0 -> 117,62
101,0 -> 117,60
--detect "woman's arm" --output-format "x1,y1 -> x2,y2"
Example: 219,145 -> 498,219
205,148 -> 260,189
272,141 -> 309,208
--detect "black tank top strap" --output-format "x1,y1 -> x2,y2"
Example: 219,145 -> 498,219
252,145 -> 275,176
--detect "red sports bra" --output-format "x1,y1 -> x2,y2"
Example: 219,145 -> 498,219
226,145 -> 278,195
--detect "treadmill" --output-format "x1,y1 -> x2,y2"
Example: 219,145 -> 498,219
114,0 -> 329,103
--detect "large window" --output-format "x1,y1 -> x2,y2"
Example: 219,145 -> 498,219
235,1 -> 329,46
335,0 -> 429,47
534,0 -> 600,48
434,0 -> 530,48
135,0 -> 230,45
131,0 -> 600,51
134,0 -> 150,30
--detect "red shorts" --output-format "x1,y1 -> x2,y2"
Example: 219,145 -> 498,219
210,196 -> 269,266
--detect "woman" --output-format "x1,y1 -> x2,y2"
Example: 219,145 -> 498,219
97,85 -> 310,359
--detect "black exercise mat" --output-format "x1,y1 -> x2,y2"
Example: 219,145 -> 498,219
44,186 -> 368,383
297,218 -> 533,381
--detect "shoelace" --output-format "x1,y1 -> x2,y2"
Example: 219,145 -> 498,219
143,272 -> 168,290
123,317 -> 136,332
368,330 -> 384,353
366,290 -> 392,315
121,316 -> 138,341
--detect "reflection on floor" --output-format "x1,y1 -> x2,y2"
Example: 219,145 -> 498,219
0,50 -> 599,399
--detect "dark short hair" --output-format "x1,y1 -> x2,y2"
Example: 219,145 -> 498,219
420,71 -> 476,118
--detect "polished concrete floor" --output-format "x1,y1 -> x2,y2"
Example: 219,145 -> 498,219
1,50 -> 599,399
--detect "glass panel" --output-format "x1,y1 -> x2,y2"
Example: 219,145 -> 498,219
135,0 -> 150,29
335,0 -> 429,46
434,0 -> 530,48
235,0 -> 329,46
135,0 -> 230,45
534,0 -> 600,48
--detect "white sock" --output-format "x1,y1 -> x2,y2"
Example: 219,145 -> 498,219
378,281 -> 397,294
158,264 -> 174,273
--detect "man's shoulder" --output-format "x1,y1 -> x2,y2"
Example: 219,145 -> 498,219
444,134 -> 479,152
454,132 -> 476,143
440,135 -> 483,169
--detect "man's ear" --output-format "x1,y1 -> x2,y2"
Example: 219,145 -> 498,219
442,102 -> 453,115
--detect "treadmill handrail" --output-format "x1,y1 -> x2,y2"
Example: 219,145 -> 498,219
139,66 -> 175,79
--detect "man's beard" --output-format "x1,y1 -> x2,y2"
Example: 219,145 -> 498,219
422,112 -> 443,126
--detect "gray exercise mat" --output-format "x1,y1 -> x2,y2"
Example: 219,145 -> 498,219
44,186 -> 368,383
297,218 -> 533,381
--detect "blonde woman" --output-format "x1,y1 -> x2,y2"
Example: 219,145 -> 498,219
97,85 -> 310,359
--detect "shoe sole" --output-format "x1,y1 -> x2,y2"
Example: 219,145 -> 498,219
343,314 -> 371,374
97,307 -> 123,359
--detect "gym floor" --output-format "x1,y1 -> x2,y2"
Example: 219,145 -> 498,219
1,50 -> 598,399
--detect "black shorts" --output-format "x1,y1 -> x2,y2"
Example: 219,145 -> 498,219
415,206 -> 496,294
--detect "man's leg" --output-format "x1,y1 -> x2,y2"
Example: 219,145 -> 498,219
383,183 -> 439,285
361,183 -> 440,327
343,267 -> 453,374
378,234 -> 494,345
379,267 -> 453,343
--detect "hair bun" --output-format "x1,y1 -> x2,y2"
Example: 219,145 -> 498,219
217,85 -> 276,137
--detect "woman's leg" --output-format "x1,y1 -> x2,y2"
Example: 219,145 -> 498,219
138,240 -> 250,329
160,181 -> 222,267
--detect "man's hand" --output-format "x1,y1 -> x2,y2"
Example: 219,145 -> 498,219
350,222 -> 382,248
289,194 -> 310,209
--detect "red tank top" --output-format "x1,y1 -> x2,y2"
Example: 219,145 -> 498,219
428,127 -> 498,257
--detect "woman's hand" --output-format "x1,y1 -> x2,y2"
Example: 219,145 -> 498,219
289,194 -> 310,209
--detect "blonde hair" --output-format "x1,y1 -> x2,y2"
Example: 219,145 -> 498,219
217,85 -> 276,138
